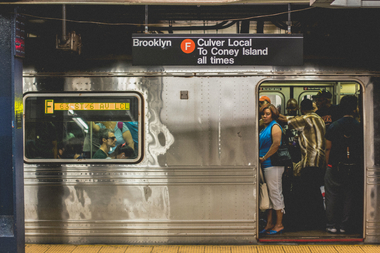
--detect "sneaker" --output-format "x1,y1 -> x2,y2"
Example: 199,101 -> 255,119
326,227 -> 338,233
340,228 -> 346,233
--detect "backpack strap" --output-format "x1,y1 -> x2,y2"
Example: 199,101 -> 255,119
343,134 -> 352,159
117,122 -> 124,131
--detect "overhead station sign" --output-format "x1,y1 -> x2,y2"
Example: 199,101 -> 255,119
132,34 -> 303,66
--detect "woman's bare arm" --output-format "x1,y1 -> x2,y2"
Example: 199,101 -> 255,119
122,130 -> 135,150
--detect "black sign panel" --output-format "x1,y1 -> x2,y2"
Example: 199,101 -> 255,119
132,34 -> 303,66
15,14 -> 26,58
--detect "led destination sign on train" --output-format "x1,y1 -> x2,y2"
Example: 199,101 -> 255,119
132,34 -> 303,66
44,99 -> 130,114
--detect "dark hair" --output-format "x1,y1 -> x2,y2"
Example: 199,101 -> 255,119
259,104 -> 279,120
301,98 -> 313,111
99,128 -> 114,143
340,95 -> 357,115
114,143 -> 135,158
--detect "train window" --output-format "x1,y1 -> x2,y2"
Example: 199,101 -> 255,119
23,93 -> 143,163
259,93 -> 284,114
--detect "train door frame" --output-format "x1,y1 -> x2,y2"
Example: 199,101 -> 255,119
257,78 -> 366,243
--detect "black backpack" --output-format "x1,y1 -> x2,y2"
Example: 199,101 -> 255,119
335,123 -> 361,179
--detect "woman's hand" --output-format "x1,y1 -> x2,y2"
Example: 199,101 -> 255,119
259,157 -> 266,163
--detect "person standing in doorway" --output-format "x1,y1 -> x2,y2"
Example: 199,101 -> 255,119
287,99 -> 326,230
324,95 -> 363,234
259,104 -> 285,235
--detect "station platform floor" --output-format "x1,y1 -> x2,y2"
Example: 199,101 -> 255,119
25,244 -> 380,253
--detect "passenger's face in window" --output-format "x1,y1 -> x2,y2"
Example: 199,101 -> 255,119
287,108 -> 297,116
106,133 -> 117,147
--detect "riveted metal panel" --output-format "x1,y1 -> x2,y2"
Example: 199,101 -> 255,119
23,74 -> 259,244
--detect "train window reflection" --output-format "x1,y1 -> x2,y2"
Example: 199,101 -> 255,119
23,93 -> 142,163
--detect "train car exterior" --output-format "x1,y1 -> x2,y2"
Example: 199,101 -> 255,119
22,65 -> 380,244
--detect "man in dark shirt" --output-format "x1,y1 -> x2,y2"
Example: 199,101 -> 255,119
93,128 -> 117,159
324,95 -> 363,234
313,89 -> 342,130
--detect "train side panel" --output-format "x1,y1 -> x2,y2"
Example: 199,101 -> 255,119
23,75 -> 258,244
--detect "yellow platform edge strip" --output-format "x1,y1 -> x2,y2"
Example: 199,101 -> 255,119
25,244 -> 380,253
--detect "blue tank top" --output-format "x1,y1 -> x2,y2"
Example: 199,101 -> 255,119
259,120 -> 282,169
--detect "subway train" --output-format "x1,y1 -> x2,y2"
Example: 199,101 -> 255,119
22,63 -> 380,244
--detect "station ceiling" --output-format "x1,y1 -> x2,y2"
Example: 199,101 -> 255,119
2,0 -> 380,7
1,2 -> 379,71
1,0 -> 310,4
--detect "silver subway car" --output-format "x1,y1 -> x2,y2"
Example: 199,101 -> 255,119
23,65 -> 379,244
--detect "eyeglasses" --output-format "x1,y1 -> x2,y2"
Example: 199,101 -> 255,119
107,137 -> 116,140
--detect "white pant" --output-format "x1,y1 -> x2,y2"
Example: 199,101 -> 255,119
263,166 -> 285,211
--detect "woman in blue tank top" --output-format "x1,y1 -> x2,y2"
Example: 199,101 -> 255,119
259,104 -> 285,235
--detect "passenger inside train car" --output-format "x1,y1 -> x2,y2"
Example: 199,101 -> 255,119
259,96 -> 271,108
88,121 -> 134,153
23,94 -> 141,162
25,121 -> 58,159
259,104 -> 286,235
259,96 -> 271,131
114,142 -> 136,159
324,95 -> 364,234
57,136 -> 83,159
92,128 -> 116,159
313,89 -> 343,130
283,98 -> 301,163
124,121 -> 139,156
287,99 -> 326,231
259,82 -> 363,239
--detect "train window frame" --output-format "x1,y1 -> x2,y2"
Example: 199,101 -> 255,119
23,92 -> 144,164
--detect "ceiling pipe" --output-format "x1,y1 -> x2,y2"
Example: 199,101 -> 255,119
144,5 -> 149,33
287,3 -> 292,34
150,20 -> 237,32
62,4 -> 67,42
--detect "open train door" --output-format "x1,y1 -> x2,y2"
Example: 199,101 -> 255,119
257,79 -> 366,243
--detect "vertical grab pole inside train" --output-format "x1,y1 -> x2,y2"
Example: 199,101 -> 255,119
90,122 -> 93,159
287,4 -> 292,34
145,5 -> 149,34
